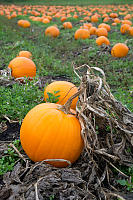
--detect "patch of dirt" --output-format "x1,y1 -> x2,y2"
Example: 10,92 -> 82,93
39,75 -> 72,89
0,122 -> 20,142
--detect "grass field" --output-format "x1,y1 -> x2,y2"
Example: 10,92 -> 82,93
1,0 -> 133,5
0,2 -> 133,121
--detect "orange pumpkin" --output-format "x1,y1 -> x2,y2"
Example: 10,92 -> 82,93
96,27 -> 108,37
61,16 -> 67,22
114,18 -> 121,23
112,22 -> 117,26
129,27 -> 133,36
42,18 -> 50,24
91,15 -> 98,23
103,17 -> 110,22
109,13 -> 118,18
120,24 -> 131,34
83,23 -> 92,29
111,43 -> 129,58
98,23 -> 111,32
96,36 -> 110,46
17,20 -> 31,28
122,20 -> 132,26
44,81 -> 78,110
124,14 -> 132,20
83,16 -> 90,21
63,22 -> 72,29
74,28 -> 90,40
45,26 -> 60,37
8,57 -> 36,78
89,27 -> 97,35
20,103 -> 84,167
17,51 -> 32,59
17,19 -> 24,27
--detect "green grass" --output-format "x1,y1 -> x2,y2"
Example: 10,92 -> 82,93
0,12 -> 133,117
117,165 -> 133,192
0,140 -> 22,175
0,79 -> 43,123
1,0 -> 133,5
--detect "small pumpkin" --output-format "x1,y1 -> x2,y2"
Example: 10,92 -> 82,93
129,27 -> 133,36
8,57 -> 36,78
17,20 -> 31,28
122,20 -> 132,26
120,24 -> 131,34
89,27 -> 97,35
112,23 -> 117,26
98,23 -> 111,32
17,51 -> 32,59
111,43 -> 129,58
74,28 -> 90,40
109,13 -> 118,18
83,23 -> 92,29
114,18 -> 121,23
44,81 -> 78,110
91,15 -> 98,23
63,22 -> 72,29
20,103 -> 84,168
96,36 -> 110,46
103,17 -> 110,22
61,16 -> 67,22
42,18 -> 50,24
45,26 -> 60,37
96,27 -> 108,37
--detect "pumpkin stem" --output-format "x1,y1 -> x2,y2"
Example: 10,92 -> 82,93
58,88 -> 84,114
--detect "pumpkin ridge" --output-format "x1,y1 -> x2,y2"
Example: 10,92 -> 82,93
47,114 -> 68,160
33,109 -> 64,161
21,104 -> 61,159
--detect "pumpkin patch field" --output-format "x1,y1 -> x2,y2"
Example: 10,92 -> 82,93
0,0 -> 133,199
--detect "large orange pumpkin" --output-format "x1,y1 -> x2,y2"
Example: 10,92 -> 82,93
8,57 -> 36,78
20,103 -> 84,167
44,81 -> 78,110
111,43 -> 129,58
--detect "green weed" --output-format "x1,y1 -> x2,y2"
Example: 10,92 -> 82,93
117,166 -> 133,192
0,139 -> 21,175
46,91 -> 60,103
0,79 -> 43,123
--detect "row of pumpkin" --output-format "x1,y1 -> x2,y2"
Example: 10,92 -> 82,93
1,4 -> 132,59
1,4 -> 133,21
7,15 -> 133,58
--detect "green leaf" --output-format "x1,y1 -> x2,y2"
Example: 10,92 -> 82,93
117,179 -> 127,186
